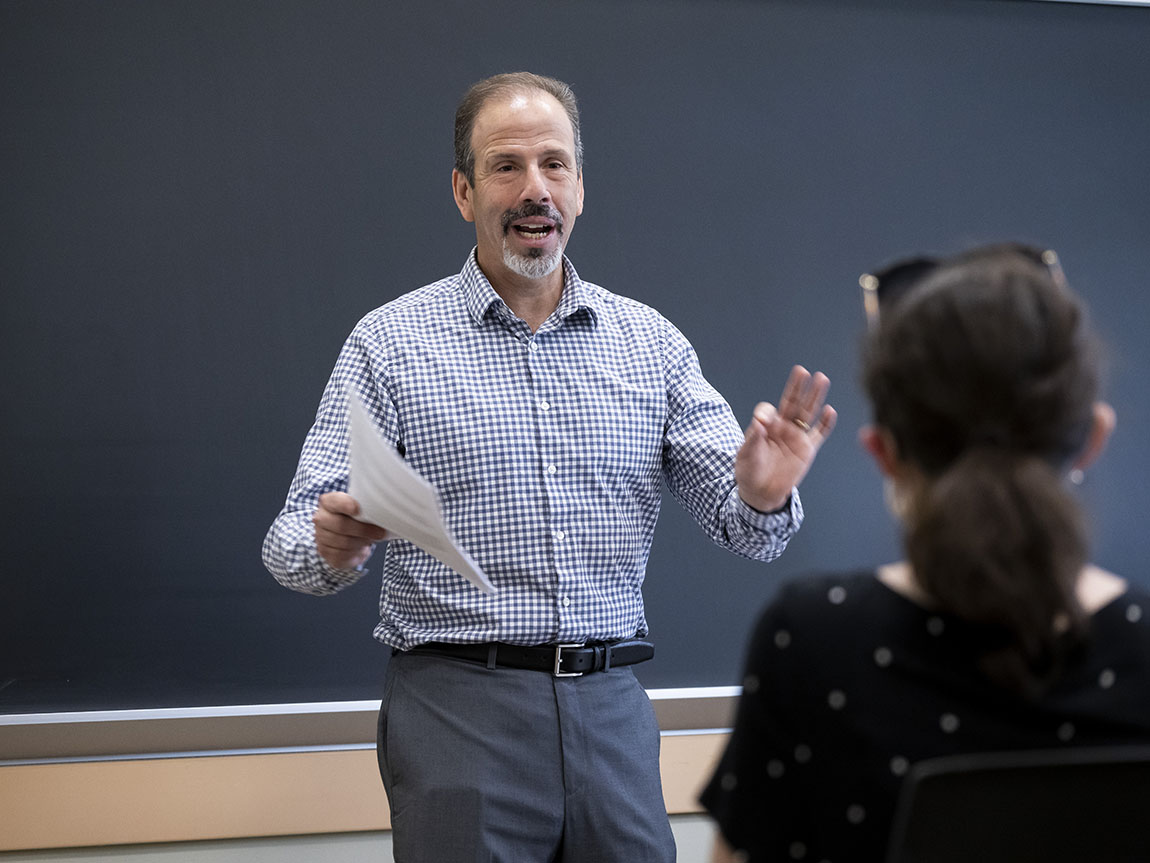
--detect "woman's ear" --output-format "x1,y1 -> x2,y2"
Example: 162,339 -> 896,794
859,425 -> 900,477
1073,401 -> 1116,472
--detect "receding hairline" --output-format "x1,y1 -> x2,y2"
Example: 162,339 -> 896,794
469,95 -> 579,162
472,88 -> 574,131
454,72 -> 583,183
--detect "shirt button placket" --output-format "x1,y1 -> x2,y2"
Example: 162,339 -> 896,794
531,335 -> 573,633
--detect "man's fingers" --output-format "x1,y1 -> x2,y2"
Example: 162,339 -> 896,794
800,372 -> 831,418
315,530 -> 375,552
751,401 -> 777,429
815,404 -> 838,440
314,492 -> 388,541
750,396 -> 837,450
313,495 -> 387,570
314,511 -> 389,542
775,366 -> 833,431
777,365 -> 809,418
318,491 -> 360,517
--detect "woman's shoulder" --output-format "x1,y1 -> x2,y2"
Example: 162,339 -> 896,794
770,568 -> 892,609
750,569 -> 893,642
1087,568 -> 1150,646
1079,564 -> 1129,614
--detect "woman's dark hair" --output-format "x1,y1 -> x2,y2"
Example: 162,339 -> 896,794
863,243 -> 1103,697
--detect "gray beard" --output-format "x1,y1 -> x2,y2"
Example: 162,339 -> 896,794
503,241 -> 562,280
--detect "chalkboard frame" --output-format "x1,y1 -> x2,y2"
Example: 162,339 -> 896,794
3,0 -> 1149,732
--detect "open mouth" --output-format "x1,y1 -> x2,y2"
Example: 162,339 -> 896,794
503,205 -> 563,241
511,222 -> 555,239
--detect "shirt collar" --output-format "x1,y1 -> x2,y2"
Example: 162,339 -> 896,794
460,248 -> 600,328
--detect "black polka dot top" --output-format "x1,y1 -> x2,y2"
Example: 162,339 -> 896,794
700,571 -> 1150,863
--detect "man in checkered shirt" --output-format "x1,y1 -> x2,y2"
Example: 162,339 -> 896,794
264,72 -> 836,862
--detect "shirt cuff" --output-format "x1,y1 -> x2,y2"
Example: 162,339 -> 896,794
313,547 -> 370,590
737,487 -> 803,531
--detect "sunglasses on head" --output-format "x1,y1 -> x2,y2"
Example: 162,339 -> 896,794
858,245 -> 1065,328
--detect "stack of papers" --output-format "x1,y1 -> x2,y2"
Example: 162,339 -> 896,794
346,393 -> 495,594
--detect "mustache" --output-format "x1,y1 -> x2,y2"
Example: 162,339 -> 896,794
501,203 -> 564,235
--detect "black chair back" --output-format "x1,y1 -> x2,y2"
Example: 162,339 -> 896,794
885,745 -> 1150,863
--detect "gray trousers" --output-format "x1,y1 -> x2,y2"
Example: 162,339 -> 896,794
377,650 -> 676,863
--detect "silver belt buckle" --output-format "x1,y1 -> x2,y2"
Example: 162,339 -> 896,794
553,643 -> 585,677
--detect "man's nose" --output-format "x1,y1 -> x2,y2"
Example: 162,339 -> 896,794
520,164 -> 550,204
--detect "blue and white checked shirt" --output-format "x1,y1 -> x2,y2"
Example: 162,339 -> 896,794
263,252 -> 803,649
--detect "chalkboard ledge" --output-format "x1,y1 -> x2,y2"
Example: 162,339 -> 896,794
0,686 -> 739,764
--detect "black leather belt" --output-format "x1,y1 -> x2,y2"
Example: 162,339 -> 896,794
403,639 -> 654,677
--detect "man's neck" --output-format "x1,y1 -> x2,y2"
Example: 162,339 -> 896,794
479,256 -> 565,333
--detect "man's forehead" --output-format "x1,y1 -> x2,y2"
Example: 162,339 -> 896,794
472,89 -> 574,146
480,86 -> 561,114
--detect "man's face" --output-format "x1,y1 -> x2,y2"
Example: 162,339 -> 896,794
453,89 -> 584,286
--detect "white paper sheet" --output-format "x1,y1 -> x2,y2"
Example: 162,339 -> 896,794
346,392 -> 495,594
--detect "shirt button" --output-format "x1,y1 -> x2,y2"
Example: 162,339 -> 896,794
529,341 -> 540,352
562,596 -> 571,607
539,400 -> 551,411
546,464 -> 557,475
553,529 -> 565,541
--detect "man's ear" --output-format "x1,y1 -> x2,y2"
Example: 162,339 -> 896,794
1073,401 -> 1116,472
859,425 -> 900,477
452,169 -> 475,223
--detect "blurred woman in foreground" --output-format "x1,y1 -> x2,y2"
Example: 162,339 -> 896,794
701,243 -> 1150,863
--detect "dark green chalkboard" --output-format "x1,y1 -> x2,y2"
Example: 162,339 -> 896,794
3,0 -> 1148,713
